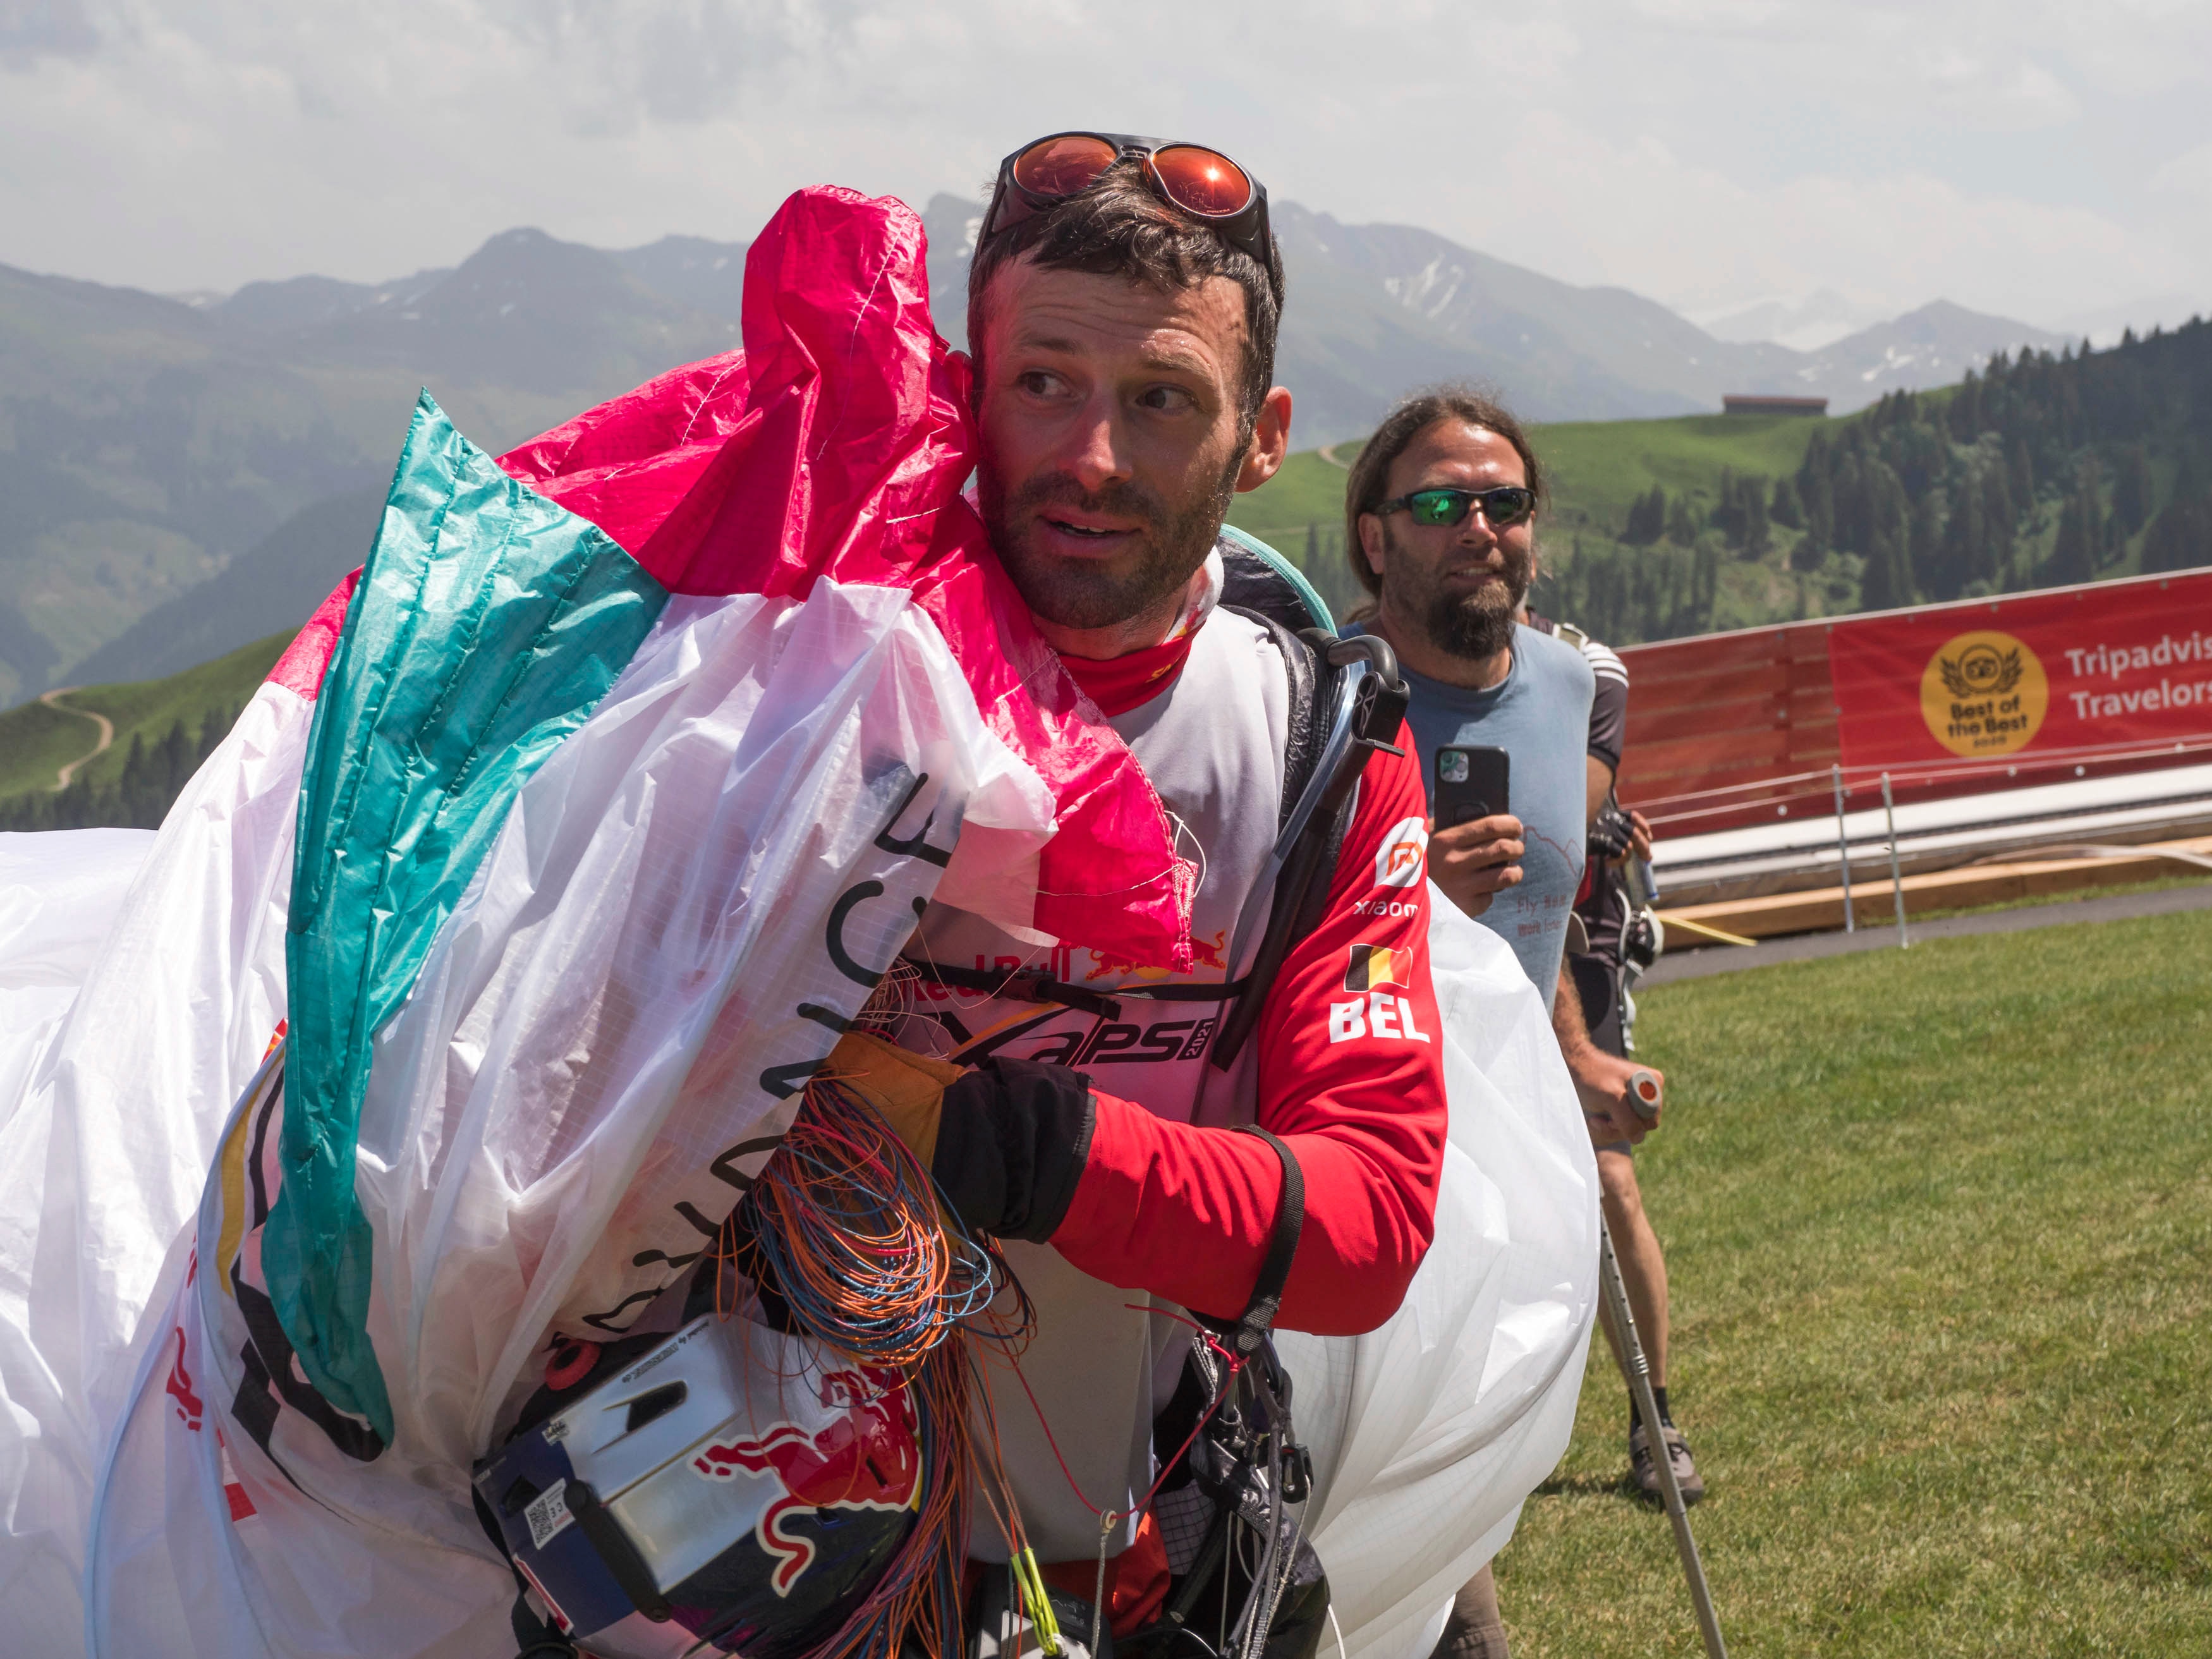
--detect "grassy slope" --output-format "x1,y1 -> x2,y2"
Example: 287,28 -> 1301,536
0,629 -> 293,799
1498,911 -> 2212,1655
1226,413 -> 1832,633
1230,415 -> 1824,545
0,696 -> 106,797
1534,412 -> 1823,538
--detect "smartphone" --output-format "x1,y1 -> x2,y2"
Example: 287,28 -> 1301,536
1434,744 -> 1510,829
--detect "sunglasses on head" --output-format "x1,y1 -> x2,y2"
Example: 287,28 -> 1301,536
1375,486 -> 1538,529
979,131 -> 1278,300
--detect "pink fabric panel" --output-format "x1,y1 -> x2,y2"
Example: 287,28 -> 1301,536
497,187 -> 1195,969
494,351 -> 754,564
265,569 -> 361,701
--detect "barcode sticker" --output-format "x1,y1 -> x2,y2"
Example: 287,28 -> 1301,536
525,1481 -> 573,1552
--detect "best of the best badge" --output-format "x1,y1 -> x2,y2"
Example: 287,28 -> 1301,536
1919,629 -> 2049,757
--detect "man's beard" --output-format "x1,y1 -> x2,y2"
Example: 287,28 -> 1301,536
1386,521 -> 1533,663
977,452 -> 1241,634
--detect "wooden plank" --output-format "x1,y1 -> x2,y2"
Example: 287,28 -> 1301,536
1620,631 -> 1792,677
1629,705 -> 1790,751
1629,727 -> 1796,772
1658,837 -> 2212,939
1625,663 -> 1794,708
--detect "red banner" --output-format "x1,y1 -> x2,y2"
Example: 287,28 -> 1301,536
1826,569 -> 2212,773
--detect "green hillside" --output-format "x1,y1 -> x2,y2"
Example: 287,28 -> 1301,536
0,629 -> 292,829
1231,319 -> 2212,645
1227,414 -> 1830,631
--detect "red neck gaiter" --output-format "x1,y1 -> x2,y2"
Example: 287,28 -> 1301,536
1059,630 -> 1200,718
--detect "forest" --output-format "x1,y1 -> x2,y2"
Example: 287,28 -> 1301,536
0,705 -> 236,833
1543,314 -> 2212,645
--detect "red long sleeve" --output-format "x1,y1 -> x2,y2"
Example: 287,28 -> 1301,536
1049,731 -> 1448,1335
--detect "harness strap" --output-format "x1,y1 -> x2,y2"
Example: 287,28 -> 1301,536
1226,1126 -> 1304,1353
904,958 -> 1251,1019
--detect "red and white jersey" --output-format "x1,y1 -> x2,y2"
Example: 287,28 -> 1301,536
892,606 -> 1448,1562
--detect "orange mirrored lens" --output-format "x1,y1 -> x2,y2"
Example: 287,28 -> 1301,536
1152,146 -> 1252,216
1012,135 -> 1119,198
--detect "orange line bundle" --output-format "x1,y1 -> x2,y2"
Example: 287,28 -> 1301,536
723,1072 -> 1042,1658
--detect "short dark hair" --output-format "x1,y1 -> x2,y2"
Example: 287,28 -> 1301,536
966,160 -> 1286,432
1343,387 -> 1548,599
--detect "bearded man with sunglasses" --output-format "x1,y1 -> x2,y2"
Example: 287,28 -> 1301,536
853,134 -> 1452,1657
1344,392 -> 1668,1656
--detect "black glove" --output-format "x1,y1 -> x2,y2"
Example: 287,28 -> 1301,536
1588,799 -> 1635,865
932,1058 -> 1096,1243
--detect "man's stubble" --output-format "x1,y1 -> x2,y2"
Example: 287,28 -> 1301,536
977,448 -> 1243,634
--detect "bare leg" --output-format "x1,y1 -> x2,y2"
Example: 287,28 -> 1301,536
1593,1146 -> 1668,1389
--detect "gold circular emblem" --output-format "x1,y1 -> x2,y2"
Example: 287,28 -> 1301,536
1919,629 -> 2048,757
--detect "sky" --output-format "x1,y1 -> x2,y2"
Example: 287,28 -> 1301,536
6,0 -> 2210,338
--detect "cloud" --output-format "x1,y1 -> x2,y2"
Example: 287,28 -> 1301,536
2148,140 -> 2212,204
0,0 -> 2199,336
0,0 -> 99,65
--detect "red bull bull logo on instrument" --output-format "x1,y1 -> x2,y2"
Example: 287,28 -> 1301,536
691,1367 -> 920,1595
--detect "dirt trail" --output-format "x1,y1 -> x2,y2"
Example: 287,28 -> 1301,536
40,688 -> 115,791
1316,443 -> 1352,470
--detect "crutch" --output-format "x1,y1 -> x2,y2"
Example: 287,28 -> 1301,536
1599,1069 -> 1728,1659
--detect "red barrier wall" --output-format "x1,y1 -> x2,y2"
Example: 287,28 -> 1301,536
1615,567 -> 2212,834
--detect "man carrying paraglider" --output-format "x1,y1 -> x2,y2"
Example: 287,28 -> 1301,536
853,132 -> 1452,1656
32,128 -> 1593,1659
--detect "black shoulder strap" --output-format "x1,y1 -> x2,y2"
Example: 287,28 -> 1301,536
1224,1126 -> 1304,1355
1225,605 -> 1325,839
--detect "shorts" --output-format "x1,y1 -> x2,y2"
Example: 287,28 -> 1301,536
1570,951 -> 1636,1157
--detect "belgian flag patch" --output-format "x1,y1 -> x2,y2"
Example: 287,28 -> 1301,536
1343,942 -> 1414,994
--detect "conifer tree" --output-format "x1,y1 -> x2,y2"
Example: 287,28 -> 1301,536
2113,447 -> 2153,535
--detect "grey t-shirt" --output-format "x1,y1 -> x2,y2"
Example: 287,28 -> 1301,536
1363,622 -> 1596,1006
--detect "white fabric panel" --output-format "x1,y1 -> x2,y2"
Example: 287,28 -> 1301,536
77,583 -> 1059,1657
0,829 -> 154,1134
0,686 -> 313,1658
0,609 -> 1595,1659
1280,892 -> 1598,1659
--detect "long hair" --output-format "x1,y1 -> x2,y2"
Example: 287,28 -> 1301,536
1342,387 -> 1548,600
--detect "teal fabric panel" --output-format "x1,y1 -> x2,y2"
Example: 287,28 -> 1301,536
267,392 -> 669,1440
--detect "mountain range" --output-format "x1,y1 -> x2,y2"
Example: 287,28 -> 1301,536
1,193 -> 2065,703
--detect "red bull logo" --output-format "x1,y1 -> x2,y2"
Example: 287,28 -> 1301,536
164,1327 -> 204,1431
1086,929 -> 1227,982
691,1368 -> 920,1595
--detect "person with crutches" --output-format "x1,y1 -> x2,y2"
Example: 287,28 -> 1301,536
1339,389 -> 1663,1658
1522,611 -> 1708,1509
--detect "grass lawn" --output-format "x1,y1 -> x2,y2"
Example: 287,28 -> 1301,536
1495,909 -> 2212,1655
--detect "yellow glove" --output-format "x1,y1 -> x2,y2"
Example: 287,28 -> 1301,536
825,1030 -> 964,1166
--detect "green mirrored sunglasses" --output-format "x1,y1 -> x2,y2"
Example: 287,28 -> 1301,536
1375,485 -> 1538,528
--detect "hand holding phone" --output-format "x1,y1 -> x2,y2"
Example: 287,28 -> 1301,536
1435,744 -> 1510,828
1430,745 -> 1522,919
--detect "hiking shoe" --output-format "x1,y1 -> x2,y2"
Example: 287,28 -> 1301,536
1630,1421 -> 1706,1505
